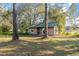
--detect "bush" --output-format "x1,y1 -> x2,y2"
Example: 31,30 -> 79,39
65,32 -> 69,35
63,32 -> 71,35
71,33 -> 79,37
2,31 -> 13,35
0,25 -> 11,33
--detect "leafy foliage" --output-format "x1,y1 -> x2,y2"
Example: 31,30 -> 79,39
48,4 -> 67,33
0,24 -> 11,33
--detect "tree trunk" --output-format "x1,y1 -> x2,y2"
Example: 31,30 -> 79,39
44,3 -> 48,38
12,3 -> 19,40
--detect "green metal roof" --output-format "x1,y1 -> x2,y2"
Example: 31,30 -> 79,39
30,21 -> 57,28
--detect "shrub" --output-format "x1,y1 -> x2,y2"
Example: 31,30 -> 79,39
0,25 -> 11,33
71,33 -> 79,37
18,32 -> 29,35
64,32 -> 71,35
65,32 -> 69,35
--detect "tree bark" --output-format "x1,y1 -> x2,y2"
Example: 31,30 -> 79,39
44,3 -> 48,38
12,3 -> 19,40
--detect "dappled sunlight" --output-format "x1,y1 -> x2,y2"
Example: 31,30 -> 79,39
0,36 -> 11,42
54,46 -> 67,50
0,36 -> 79,55
33,50 -> 55,56
0,46 -> 17,52
0,45 -> 18,55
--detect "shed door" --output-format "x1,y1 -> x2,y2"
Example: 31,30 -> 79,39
37,28 -> 41,35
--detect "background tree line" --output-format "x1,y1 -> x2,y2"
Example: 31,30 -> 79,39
0,3 -> 77,39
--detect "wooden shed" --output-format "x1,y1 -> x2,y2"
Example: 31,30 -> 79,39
28,21 -> 58,36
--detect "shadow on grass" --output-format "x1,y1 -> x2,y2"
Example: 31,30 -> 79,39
0,38 -> 79,56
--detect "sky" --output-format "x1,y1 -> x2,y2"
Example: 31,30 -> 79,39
1,3 -> 79,13
0,3 -> 12,10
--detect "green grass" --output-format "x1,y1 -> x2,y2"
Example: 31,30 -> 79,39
0,36 -> 79,56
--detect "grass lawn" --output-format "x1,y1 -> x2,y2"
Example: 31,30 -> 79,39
0,36 -> 79,56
